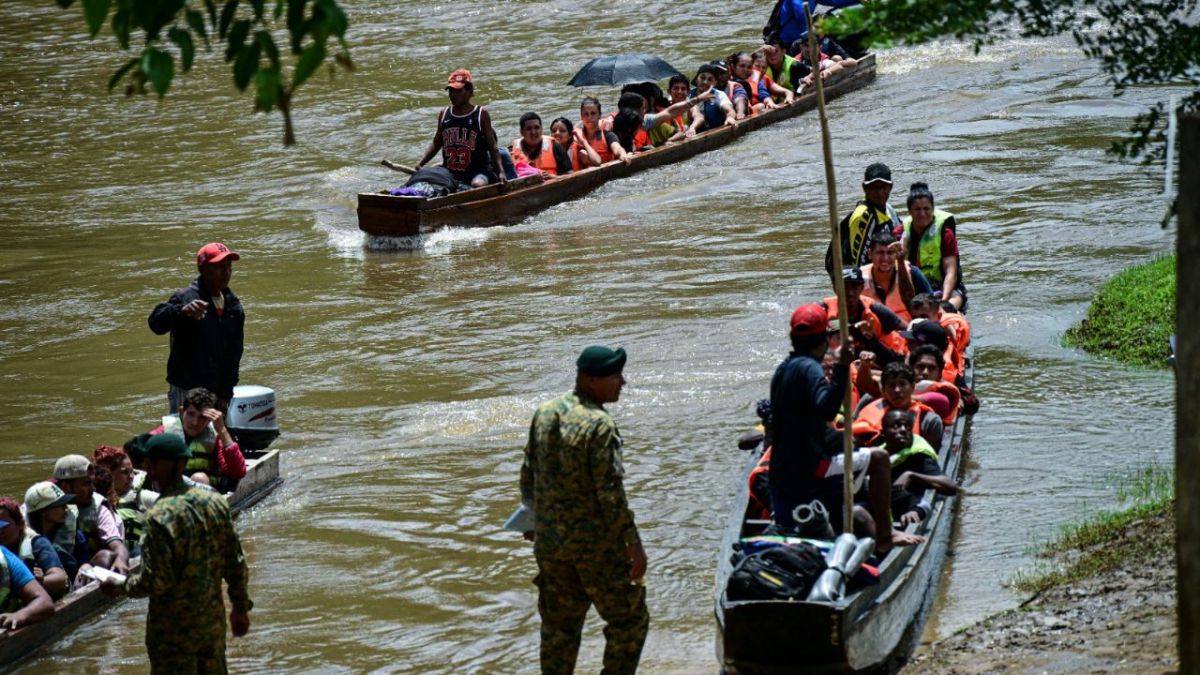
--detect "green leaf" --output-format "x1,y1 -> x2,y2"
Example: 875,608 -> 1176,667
233,41 -> 261,90
107,56 -> 138,90
168,26 -> 195,71
82,0 -> 110,37
141,47 -> 174,97
256,30 -> 280,69
254,66 -> 280,112
315,0 -> 346,38
218,0 -> 238,39
186,9 -> 209,47
225,19 -> 250,61
111,5 -> 131,48
291,42 -> 324,89
273,0 -> 284,21
204,0 -> 218,30
285,0 -> 306,53
55,0 -> 74,8
250,0 -> 264,21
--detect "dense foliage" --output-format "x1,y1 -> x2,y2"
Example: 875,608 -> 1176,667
1065,255 -> 1176,367
824,0 -> 1200,162
56,0 -> 354,145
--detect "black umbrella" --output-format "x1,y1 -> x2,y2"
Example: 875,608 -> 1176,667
567,54 -> 685,87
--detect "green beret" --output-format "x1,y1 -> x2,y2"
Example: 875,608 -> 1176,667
576,345 -> 627,376
145,433 -> 192,460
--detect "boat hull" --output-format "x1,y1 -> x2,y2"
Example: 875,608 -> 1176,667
0,448 -> 283,667
357,56 -> 878,237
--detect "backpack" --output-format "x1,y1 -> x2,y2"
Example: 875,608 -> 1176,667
762,0 -> 786,42
726,543 -> 827,601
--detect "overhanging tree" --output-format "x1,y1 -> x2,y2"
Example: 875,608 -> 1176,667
58,0 -> 355,146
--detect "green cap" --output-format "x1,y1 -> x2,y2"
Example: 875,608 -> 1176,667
145,433 -> 192,460
576,346 -> 627,377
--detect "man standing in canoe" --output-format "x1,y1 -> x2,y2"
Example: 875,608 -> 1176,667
148,242 -> 245,414
415,68 -> 508,188
102,434 -> 252,674
520,346 -> 649,675
825,162 -> 902,277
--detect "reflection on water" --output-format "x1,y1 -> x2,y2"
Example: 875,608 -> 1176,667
0,1 -> 1179,672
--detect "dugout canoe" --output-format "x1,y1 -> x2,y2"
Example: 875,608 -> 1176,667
714,354 -> 974,674
0,448 -> 282,667
357,54 -> 877,237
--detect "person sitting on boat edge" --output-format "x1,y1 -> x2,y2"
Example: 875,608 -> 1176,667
0,496 -> 68,600
52,454 -> 130,578
510,112 -> 573,178
151,386 -> 247,493
708,59 -> 749,120
94,445 -> 158,557
577,96 -> 631,167
662,75 -> 694,143
414,68 -> 513,188
906,344 -> 963,426
826,162 -> 906,277
877,409 -> 958,527
852,362 -> 944,451
823,266 -> 908,366
609,83 -> 682,147
898,318 -> 961,386
22,481 -> 85,587
685,64 -> 736,138
768,303 -> 922,553
548,117 -> 602,173
750,49 -> 795,106
860,231 -> 932,323
730,51 -> 789,114
897,182 -> 968,311
610,91 -> 708,152
0,526 -> 54,631
124,433 -> 215,494
909,293 -> 971,360
761,35 -> 812,94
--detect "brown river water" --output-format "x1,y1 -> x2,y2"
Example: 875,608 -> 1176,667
0,1 -> 1181,672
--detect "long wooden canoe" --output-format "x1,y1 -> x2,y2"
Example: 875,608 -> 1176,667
715,354 -> 974,673
357,55 -> 877,237
0,449 -> 283,666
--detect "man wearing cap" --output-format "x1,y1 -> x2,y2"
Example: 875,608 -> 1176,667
520,345 -> 649,675
826,162 -> 904,276
149,242 -> 246,414
102,433 -> 253,673
823,267 -> 908,365
53,454 -> 130,576
415,68 -> 510,189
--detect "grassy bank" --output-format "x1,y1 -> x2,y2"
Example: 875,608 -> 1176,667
1065,255 -> 1176,367
1013,464 -> 1175,595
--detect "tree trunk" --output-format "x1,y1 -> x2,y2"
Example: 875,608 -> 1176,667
1177,111 -> 1199,674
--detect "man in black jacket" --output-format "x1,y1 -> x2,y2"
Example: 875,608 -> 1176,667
148,242 -> 245,413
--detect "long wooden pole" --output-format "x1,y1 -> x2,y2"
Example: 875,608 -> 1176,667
1176,110 -> 1199,675
804,7 -> 856,534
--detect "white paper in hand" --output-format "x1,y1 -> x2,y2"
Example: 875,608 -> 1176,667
80,566 -> 128,585
503,502 -> 535,533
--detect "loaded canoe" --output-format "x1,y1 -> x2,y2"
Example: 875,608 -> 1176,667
357,55 -> 878,237
715,354 -> 974,674
0,448 -> 283,667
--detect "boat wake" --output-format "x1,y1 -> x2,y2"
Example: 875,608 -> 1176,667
364,225 -> 492,253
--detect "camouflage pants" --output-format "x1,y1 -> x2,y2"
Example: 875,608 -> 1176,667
534,550 -> 649,675
147,632 -> 227,675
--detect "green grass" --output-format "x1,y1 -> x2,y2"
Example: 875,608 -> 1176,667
1065,255 -> 1176,367
1012,464 -> 1175,594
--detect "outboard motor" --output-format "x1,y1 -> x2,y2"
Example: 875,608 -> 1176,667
227,385 -> 280,450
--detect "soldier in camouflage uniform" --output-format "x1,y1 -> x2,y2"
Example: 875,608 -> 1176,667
101,433 -> 252,675
521,345 -> 650,675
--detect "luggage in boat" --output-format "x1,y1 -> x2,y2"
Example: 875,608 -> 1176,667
726,543 -> 826,601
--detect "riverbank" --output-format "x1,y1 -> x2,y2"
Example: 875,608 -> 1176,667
1065,255 -> 1176,367
910,469 -> 1178,673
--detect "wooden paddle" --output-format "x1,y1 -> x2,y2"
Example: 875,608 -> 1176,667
381,159 -> 417,175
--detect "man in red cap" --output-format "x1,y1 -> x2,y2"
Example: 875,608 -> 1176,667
414,68 -> 510,188
148,242 -> 245,413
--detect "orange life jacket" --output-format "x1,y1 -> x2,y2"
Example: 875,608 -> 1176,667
510,137 -> 558,176
940,312 -> 971,364
915,379 -> 960,425
579,123 -> 615,163
860,262 -> 914,323
747,446 -> 773,520
823,296 -> 907,355
851,398 -> 934,447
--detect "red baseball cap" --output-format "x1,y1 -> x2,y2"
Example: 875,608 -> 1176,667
789,303 -> 829,337
196,242 -> 240,266
446,69 -> 473,90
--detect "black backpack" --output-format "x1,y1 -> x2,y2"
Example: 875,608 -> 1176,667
726,544 -> 827,601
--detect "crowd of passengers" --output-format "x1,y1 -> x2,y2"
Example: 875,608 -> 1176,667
0,387 -> 244,630
397,35 -> 859,195
749,164 -> 976,555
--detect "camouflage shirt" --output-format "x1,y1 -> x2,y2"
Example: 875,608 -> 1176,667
123,481 -> 252,637
520,391 -> 640,557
